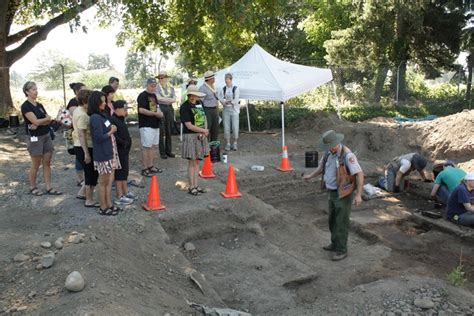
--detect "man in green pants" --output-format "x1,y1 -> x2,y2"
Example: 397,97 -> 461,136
303,130 -> 364,261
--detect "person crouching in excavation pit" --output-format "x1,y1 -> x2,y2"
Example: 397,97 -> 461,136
382,153 -> 430,193
303,130 -> 364,261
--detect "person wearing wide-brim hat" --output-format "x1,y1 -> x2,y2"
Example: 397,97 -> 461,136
180,85 -> 209,196
446,172 -> 474,226
383,152 -> 430,193
303,130 -> 364,261
199,70 -> 220,142
155,70 -> 177,159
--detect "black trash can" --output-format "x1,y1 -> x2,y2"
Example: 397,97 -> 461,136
305,151 -> 318,168
209,141 -> 221,163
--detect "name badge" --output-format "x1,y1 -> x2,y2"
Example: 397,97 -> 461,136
30,136 -> 38,142
104,120 -> 111,128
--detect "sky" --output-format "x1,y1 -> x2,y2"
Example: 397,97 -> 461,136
10,8 -> 129,76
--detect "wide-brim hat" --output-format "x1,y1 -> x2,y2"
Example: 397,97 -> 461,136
465,172 -> 474,181
412,154 -> 427,171
318,130 -> 344,151
155,71 -> 169,79
204,70 -> 215,80
187,85 -> 205,97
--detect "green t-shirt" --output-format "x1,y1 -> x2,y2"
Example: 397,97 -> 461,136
434,166 -> 466,192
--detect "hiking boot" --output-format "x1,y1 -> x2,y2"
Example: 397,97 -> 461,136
323,244 -> 335,251
331,252 -> 347,261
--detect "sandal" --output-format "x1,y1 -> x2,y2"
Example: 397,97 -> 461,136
149,166 -> 163,174
141,169 -> 153,177
29,187 -> 43,196
98,208 -> 118,216
76,180 -> 84,187
85,202 -> 100,208
76,195 -> 86,200
195,186 -> 206,193
110,205 -> 123,212
45,189 -> 63,195
188,187 -> 201,196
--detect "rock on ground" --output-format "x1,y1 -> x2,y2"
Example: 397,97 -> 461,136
65,271 -> 85,292
41,252 -> 55,269
13,253 -> 29,262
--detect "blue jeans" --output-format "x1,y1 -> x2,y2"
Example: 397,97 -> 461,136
455,212 -> 474,226
436,184 -> 450,205
223,106 -> 239,142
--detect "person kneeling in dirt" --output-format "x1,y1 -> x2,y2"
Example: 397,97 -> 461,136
381,153 -> 430,192
430,160 -> 466,205
446,172 -> 474,227
303,130 -> 364,261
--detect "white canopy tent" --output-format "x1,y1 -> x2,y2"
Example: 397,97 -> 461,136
198,43 -> 333,147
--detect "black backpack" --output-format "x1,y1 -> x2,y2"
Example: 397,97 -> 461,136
223,86 -> 238,102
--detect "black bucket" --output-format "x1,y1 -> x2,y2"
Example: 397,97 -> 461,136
305,151 -> 318,168
209,141 -> 221,163
9,114 -> 20,128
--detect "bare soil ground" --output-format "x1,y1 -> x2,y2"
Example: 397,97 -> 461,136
1,110 -> 474,315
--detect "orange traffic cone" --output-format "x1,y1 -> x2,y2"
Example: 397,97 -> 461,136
142,175 -> 166,211
199,155 -> 216,178
220,164 -> 242,198
277,145 -> 294,172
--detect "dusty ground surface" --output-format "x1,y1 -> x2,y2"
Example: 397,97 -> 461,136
1,110 -> 474,315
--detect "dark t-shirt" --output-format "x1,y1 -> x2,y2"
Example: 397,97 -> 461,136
67,98 -> 79,110
137,91 -> 160,128
447,184 -> 474,219
180,100 -> 206,134
21,100 -> 49,136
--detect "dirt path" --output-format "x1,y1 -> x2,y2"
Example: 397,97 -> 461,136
1,113 -> 474,315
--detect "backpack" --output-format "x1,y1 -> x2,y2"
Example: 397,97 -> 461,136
223,85 -> 237,99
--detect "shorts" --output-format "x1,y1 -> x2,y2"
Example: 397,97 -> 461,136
181,133 -> 209,160
139,127 -> 160,148
26,133 -> 54,156
74,146 -> 99,186
114,152 -> 129,181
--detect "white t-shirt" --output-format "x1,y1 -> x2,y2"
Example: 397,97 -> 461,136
399,159 -> 412,173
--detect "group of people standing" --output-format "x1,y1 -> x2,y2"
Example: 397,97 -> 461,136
22,77 -> 133,216
20,70 -> 243,214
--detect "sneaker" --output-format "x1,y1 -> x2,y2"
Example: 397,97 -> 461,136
166,153 -> 176,158
232,143 -> 238,151
125,191 -> 137,201
160,154 -> 168,159
225,144 -> 231,151
322,244 -> 335,251
114,196 -> 134,205
331,252 -> 347,261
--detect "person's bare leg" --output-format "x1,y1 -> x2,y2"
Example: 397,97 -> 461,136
116,181 -> 125,198
77,184 -> 86,197
105,173 -> 114,208
85,186 -> 95,205
98,174 -> 108,210
29,156 -> 42,189
142,148 -> 149,170
193,160 -> 200,188
42,151 -> 53,190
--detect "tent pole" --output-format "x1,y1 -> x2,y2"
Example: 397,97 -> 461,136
280,101 -> 285,148
246,100 -> 251,132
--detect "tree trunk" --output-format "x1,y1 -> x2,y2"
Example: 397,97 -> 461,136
0,63 -> 14,117
466,53 -> 473,101
0,0 -> 14,117
372,65 -> 388,103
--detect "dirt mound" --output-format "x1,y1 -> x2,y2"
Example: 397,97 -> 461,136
414,109 -> 474,162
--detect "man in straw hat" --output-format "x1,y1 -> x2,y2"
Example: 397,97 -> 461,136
155,70 -> 177,159
446,172 -> 474,227
303,130 -> 364,261
199,70 -> 220,142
